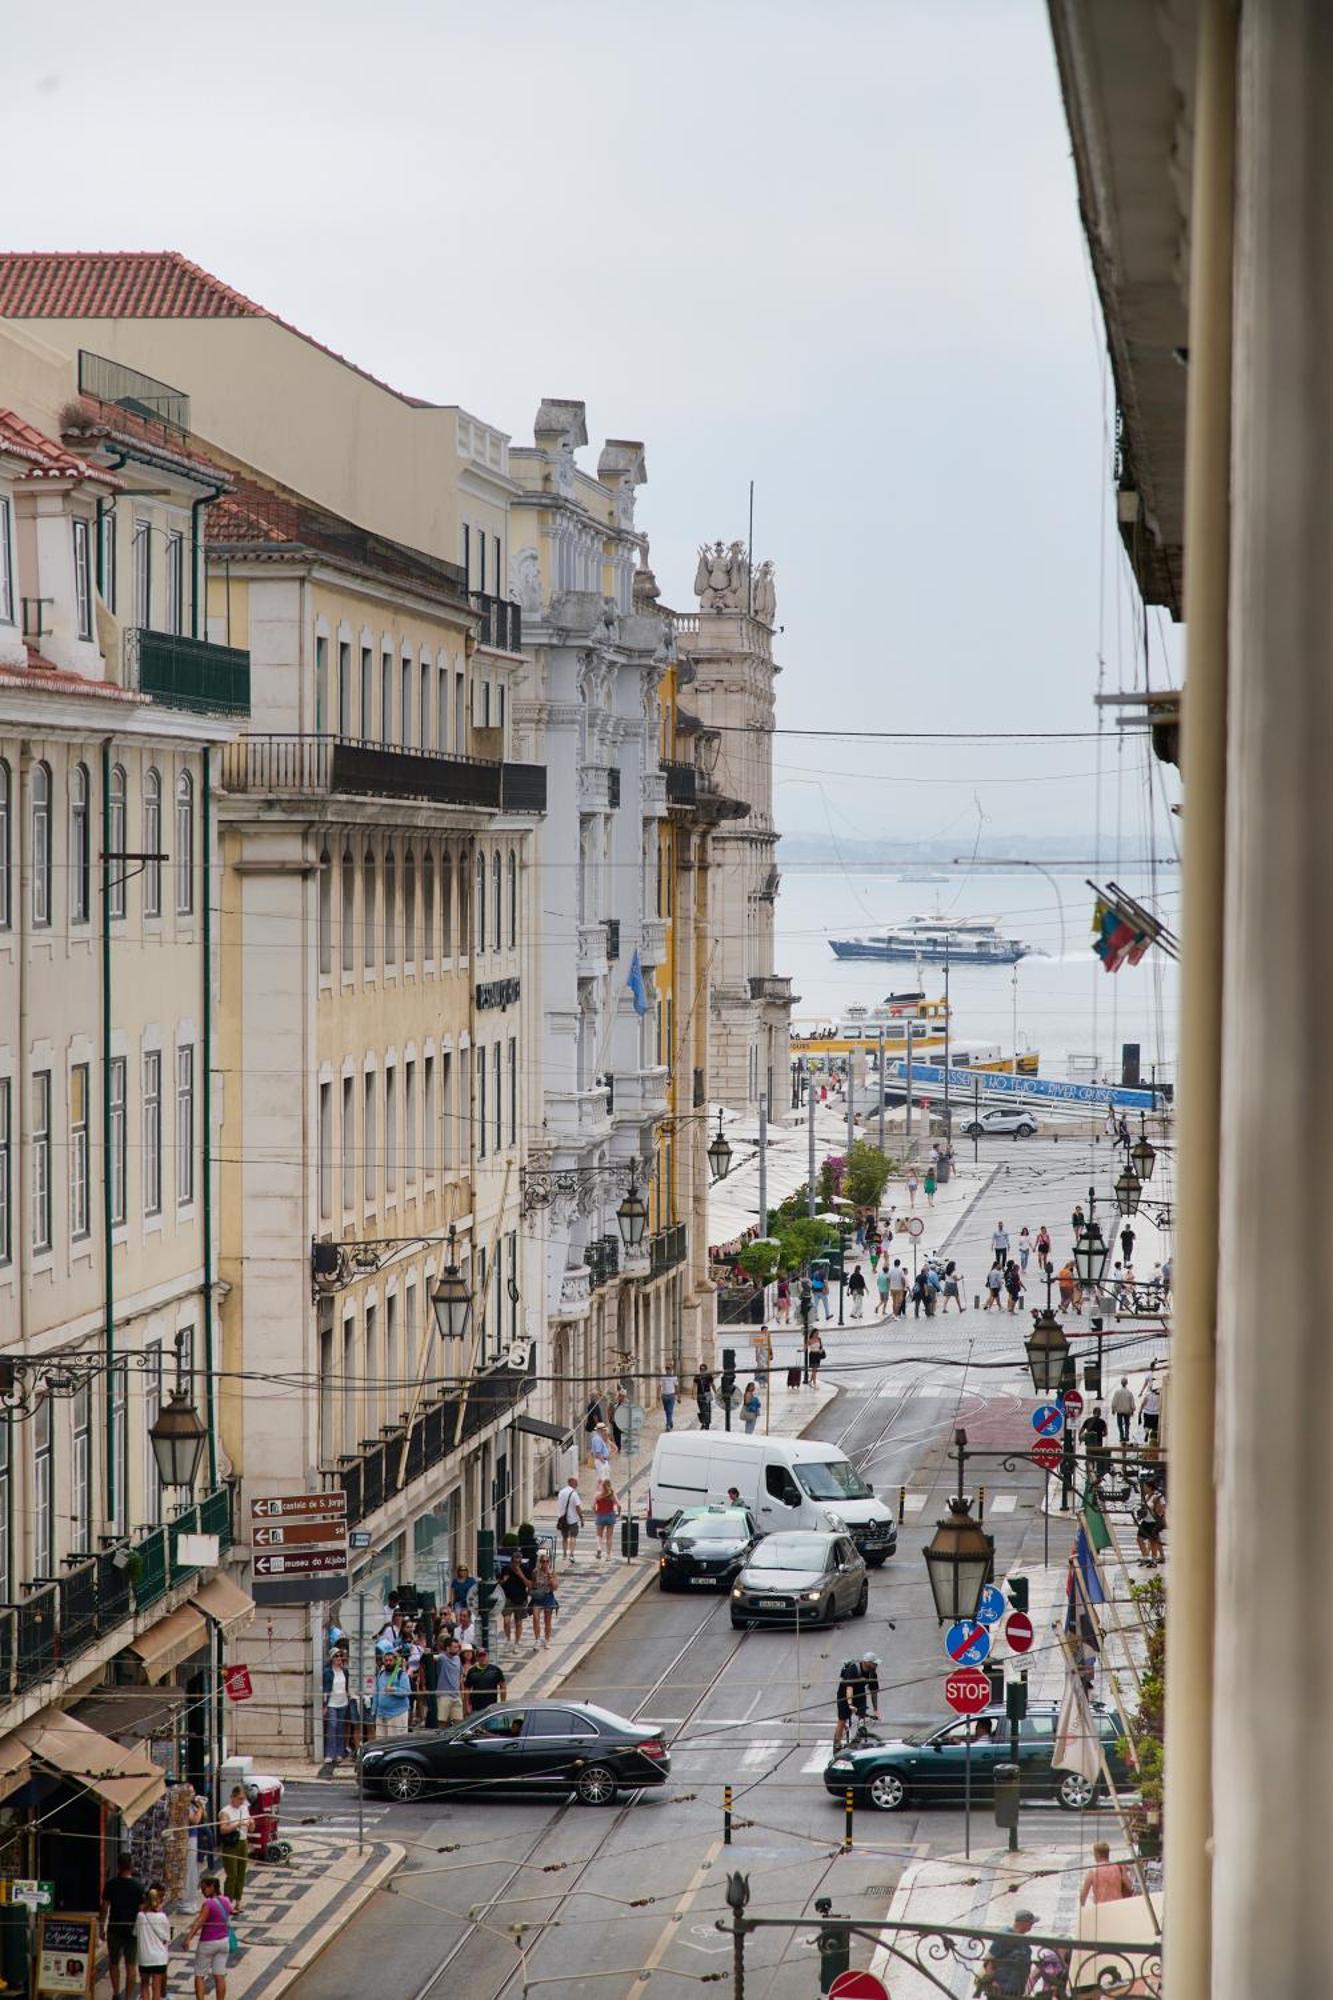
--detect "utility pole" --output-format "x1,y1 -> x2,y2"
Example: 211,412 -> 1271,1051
807,1074 -> 816,1218
942,944 -> 952,1143
758,1090 -> 768,1236
877,1026 -> 886,1154
846,1056 -> 855,1155
906,1022 -> 914,1144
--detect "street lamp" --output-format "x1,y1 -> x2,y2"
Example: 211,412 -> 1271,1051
1074,1186 -> 1111,1291
616,1159 -> 648,1251
1130,1121 -> 1157,1182
1114,1165 -> 1143,1217
431,1226 -> 473,1341
148,1333 -> 208,1489
707,1110 -> 734,1185
921,1428 -> 995,1624
1025,1305 -> 1070,1396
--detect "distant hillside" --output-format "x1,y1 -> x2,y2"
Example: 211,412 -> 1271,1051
778,833 -> 1176,869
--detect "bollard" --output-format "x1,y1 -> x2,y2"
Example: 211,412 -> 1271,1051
897,1485 -> 906,1526
724,1783 -> 733,1845
844,1788 -> 854,1852
973,1292 -> 981,1310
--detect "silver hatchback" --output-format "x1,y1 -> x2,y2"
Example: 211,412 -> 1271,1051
730,1529 -> 869,1629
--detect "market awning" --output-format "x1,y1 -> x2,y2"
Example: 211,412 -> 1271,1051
0,1735 -> 31,1805
192,1573 -> 255,1643
513,1415 -> 573,1444
14,1714 -> 163,1825
72,1688 -> 185,1741
123,1605 -> 209,1683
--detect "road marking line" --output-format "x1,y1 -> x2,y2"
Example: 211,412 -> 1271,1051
800,1740 -> 835,1773
626,1837 -> 723,1999
902,1494 -> 927,1514
988,1494 -> 1018,1513
740,1738 -> 785,1768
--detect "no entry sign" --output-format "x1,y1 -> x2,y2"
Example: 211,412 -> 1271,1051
1062,1388 -> 1085,1419
944,1667 -> 993,1716
829,1974 -> 889,2000
1004,1611 -> 1035,1655
1032,1438 -> 1062,1471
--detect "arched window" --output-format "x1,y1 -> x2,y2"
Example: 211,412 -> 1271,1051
384,843 -> 397,966
476,847 -> 486,954
422,850 -> 435,959
508,849 -> 518,949
404,846 -> 417,961
318,847 -> 332,976
341,850 -> 356,972
108,765 -> 127,919
30,762 -> 51,927
174,770 -> 194,916
362,848 -> 377,970
0,759 -> 10,930
142,767 -> 162,918
69,763 -> 90,925
493,851 -> 502,950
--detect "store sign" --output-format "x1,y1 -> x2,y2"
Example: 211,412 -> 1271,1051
223,1665 -> 253,1703
3,1880 -> 54,1909
36,1914 -> 97,1997
475,977 -> 520,1011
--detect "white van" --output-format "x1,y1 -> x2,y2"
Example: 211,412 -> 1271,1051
647,1433 -> 897,1564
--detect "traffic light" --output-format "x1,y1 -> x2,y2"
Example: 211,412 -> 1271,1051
1007,1574 -> 1029,1615
993,1762 -> 1021,1831
1006,1679 -> 1028,1727
720,1347 -> 737,1401
985,1665 -> 1004,1707
814,1900 -> 849,1993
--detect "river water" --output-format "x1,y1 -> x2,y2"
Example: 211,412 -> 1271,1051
772,866 -> 1179,1085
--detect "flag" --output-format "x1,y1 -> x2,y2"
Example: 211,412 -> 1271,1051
1052,1662 -> 1102,1781
1075,1525 -> 1106,1607
1081,1483 -> 1112,1553
626,949 -> 649,1017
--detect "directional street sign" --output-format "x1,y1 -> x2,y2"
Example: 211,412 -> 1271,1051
1032,1438 -> 1062,1472
254,1550 -> 349,1578
253,1520 -> 349,1549
944,1667 -> 993,1716
945,1619 -> 992,1666
1031,1402 -> 1064,1436
1061,1388 -> 1085,1420
976,1583 -> 1008,1626
1004,1611 -> 1035,1655
251,1493 -> 347,1521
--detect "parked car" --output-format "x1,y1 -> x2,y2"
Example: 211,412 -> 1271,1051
359,1701 -> 670,1806
659,1505 -> 761,1590
963,1107 -> 1039,1138
731,1529 -> 868,1629
822,1702 -> 1129,1811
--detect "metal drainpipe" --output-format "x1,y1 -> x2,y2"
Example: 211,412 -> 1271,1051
190,495 -> 214,641
1163,4 -> 1236,1996
201,745 -> 217,1487
101,737 -> 116,1528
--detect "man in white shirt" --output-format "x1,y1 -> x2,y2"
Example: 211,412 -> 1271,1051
991,1222 -> 1010,1267
887,1260 -> 908,1317
555,1476 -> 584,1563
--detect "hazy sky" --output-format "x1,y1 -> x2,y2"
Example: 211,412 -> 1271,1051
7,0 -> 1180,844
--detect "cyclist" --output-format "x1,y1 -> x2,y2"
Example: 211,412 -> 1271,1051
833,1651 -> 881,1750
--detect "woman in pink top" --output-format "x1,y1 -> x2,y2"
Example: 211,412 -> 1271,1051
184,1872 -> 233,1998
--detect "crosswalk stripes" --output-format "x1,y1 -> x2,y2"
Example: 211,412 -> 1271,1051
986,1494 -> 1018,1513
901,1494 -> 927,1514
800,1740 -> 835,1774
739,1738 -> 787,1769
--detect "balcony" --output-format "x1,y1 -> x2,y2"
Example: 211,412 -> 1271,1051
578,765 -> 616,812
749,973 -> 795,1005
331,1354 -> 534,1527
649,1220 -> 688,1277
499,762 -> 547,813
577,921 -> 609,978
641,917 -> 668,966
470,593 -> 523,655
126,628 -> 251,716
554,1264 -> 592,1322
661,760 -> 697,807
220,733 -> 508,810
544,1085 -> 613,1144
613,1065 -> 670,1121
641,769 -> 667,817
585,1234 -> 621,1290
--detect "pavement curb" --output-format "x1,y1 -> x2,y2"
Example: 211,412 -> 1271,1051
240,1837 -> 405,2000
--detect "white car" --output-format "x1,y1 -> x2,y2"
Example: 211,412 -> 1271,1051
963,1107 -> 1039,1138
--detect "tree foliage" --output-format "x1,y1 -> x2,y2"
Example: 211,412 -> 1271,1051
842,1140 -> 894,1210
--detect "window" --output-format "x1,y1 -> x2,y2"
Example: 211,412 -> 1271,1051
507,1230 -> 518,1339
143,768 -> 162,917
493,1043 -> 502,1151
176,1044 -> 195,1206
476,1046 -> 487,1161
360,647 -> 373,739
69,1064 -> 90,1239
175,771 -> 194,915
337,641 -> 352,735
459,846 -> 470,950
381,648 -> 393,741
437,668 -> 448,749
508,849 -> 517,948
462,523 -> 471,588
143,1342 -> 164,1525
110,1361 -> 128,1527
385,1068 -> 398,1195
404,1059 -> 416,1187
318,1325 -> 334,1468
69,763 -> 90,924
493,851 -> 502,948
481,678 -> 491,728
342,1313 -> 357,1456
0,1419 -> 11,1604
476,849 -> 486,953
421,662 -> 431,748
362,850 -> 377,970
0,759 -> 9,928
315,634 -> 328,733
341,850 -> 355,973
100,507 -> 117,615
441,846 -> 452,956
0,1077 -> 10,1263
319,1080 -> 332,1221
342,1075 -> 355,1211
0,497 -> 13,624
508,1037 -> 517,1146
72,1384 -> 91,1553
133,517 -> 151,628
422,851 -> 435,957
363,1071 -> 377,1210
401,656 -> 412,747
441,1051 -> 453,1172
72,518 -> 93,639
30,762 -> 51,926
455,669 -> 466,748
318,847 -> 332,977
32,1070 -> 51,1252
109,764 -> 127,920
109,1056 -> 127,1226
404,847 -> 416,962
423,1056 -> 436,1178
143,1051 -> 162,1216
165,530 -> 184,635
33,1397 -> 52,1579
384,846 -> 397,966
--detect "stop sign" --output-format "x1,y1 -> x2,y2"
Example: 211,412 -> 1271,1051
1032,1438 -> 1062,1471
1062,1388 -> 1084,1419
944,1667 -> 992,1715
829,1973 -> 889,2000
1004,1611 -> 1034,1655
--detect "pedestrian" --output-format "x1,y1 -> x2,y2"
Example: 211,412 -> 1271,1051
1080,1840 -> 1134,1906
584,1390 -> 606,1449
1111,1377 -> 1135,1445
923,1167 -> 936,1207
450,1562 -> 476,1616
101,1853 -> 145,2000
867,1233 -> 881,1272
592,1477 -> 620,1560
373,1653 -> 412,1742
609,1388 -> 629,1452
1139,1370 -> 1161,1443
1071,1202 -> 1086,1240
529,1552 -> 560,1648
991,1221 -> 1010,1268
555,1473 -> 584,1563
988,1912 -> 1037,1998
805,1330 -> 825,1387
775,1274 -> 791,1323
434,1639 -> 465,1725
1120,1222 -> 1136,1266
810,1265 -> 832,1320
941,1261 -> 963,1313
1004,1259 -> 1024,1312
983,1264 -> 1004,1312
695,1365 -> 714,1430
906,1169 -> 919,1208
499,1546 -> 532,1638
660,1367 -> 678,1431
184,1874 -> 233,2000
463,1646 -> 508,1712
590,1421 -> 612,1479
134,1885 -> 171,2000
741,1381 -> 762,1433
217,1784 -> 252,1910
887,1259 -> 907,1316
1018,1226 -> 1031,1270
1080,1405 -> 1110,1483
847,1265 -> 867,1318
1135,1481 -> 1167,1566
323,1645 -> 351,1763
1036,1225 -> 1051,1272
1056,1260 -> 1077,1314
875,1263 -> 891,1315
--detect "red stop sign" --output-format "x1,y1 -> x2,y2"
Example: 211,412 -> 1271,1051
944,1667 -> 992,1715
1004,1611 -> 1034,1654
1062,1388 -> 1084,1419
828,1976 -> 889,2000
1032,1438 -> 1062,1471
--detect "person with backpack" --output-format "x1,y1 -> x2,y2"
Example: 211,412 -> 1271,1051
184,1873 -> 234,1999
741,1381 -> 763,1433
555,1474 -> 584,1562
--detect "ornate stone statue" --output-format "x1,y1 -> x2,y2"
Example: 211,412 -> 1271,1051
694,539 -> 753,610
752,559 -> 777,625
633,535 -> 661,608
509,545 -> 543,615
722,540 -> 750,609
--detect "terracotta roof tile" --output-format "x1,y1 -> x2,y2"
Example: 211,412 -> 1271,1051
0,651 -> 144,704
64,395 -> 231,486
0,409 -> 122,487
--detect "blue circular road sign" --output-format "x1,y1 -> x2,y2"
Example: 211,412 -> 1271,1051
976,1583 -> 1008,1626
945,1619 -> 992,1666
1031,1402 -> 1064,1436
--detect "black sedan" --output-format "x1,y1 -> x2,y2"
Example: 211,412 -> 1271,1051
822,1702 -> 1130,1812
731,1530 -> 868,1628
659,1505 -> 761,1591
359,1701 -> 670,1806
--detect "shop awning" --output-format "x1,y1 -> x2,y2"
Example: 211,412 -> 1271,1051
0,1735 -> 31,1805
14,1714 -> 163,1825
514,1414 -> 574,1444
123,1605 -> 209,1683
72,1688 -> 185,1741
192,1572 -> 255,1642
